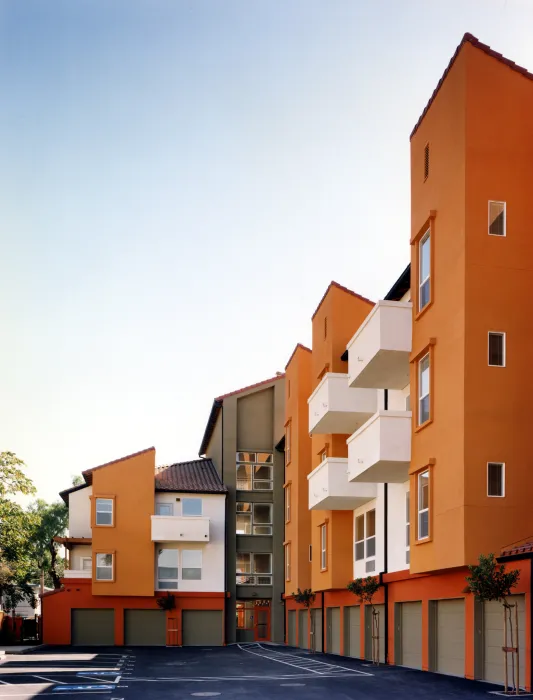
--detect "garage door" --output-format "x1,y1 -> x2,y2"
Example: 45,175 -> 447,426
436,599 -> 465,677
287,610 -> 296,646
298,610 -> 309,649
71,609 -> 114,646
344,605 -> 360,658
311,608 -> 322,652
124,610 -> 166,646
400,602 -> 422,669
327,607 -> 341,655
483,596 -> 525,688
365,604 -> 385,662
182,611 -> 223,646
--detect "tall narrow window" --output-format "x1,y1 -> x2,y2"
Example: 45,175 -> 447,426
285,422 -> 291,466
489,201 -> 506,237
320,524 -> 327,570
424,143 -> 430,180
487,462 -> 505,497
157,549 -> 178,589
285,484 -> 291,523
308,545 -> 312,562
418,471 -> 429,540
405,491 -> 410,564
285,543 -> 291,581
365,509 -> 376,558
419,231 -> 431,311
355,514 -> 365,561
488,332 -> 505,367
324,316 -> 328,338
418,353 -> 430,425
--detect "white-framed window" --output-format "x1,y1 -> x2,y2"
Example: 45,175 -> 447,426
418,471 -> 429,540
157,548 -> 178,589
285,543 -> 291,582
320,524 -> 327,570
236,453 -> 273,491
236,502 -> 273,535
95,553 -> 113,581
488,332 -> 506,367
487,462 -> 505,497
418,353 -> 430,425
405,491 -> 410,565
182,550 -> 202,580
236,552 -> 272,585
286,423 -> 291,466
182,498 -> 202,516
354,510 -> 376,570
285,484 -> 291,522
419,230 -> 431,311
355,514 -> 365,561
156,502 -> 173,516
489,201 -> 506,237
95,498 -> 113,526
81,557 -> 92,572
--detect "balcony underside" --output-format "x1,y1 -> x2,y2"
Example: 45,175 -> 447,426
349,349 -> 410,390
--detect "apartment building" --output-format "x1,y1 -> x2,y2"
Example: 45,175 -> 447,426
42,447 -> 228,646
199,374 -> 285,644
284,33 -> 533,689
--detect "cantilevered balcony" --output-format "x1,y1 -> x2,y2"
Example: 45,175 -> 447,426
308,373 -> 377,435
151,515 -> 210,542
347,301 -> 412,389
307,457 -> 377,510
347,411 -> 411,483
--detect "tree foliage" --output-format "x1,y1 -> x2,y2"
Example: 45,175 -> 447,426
27,500 -> 68,590
347,576 -> 381,604
71,475 -> 84,487
465,553 -> 520,602
292,588 -> 316,608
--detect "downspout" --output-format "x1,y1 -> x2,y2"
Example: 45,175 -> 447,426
383,389 -> 389,664
221,404 -> 229,641
322,591 -> 325,653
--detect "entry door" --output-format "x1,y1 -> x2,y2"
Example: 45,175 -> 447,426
254,607 -> 270,641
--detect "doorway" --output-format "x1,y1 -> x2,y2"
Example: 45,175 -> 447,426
254,606 -> 270,641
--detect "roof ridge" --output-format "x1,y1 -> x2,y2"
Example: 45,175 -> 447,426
285,342 -> 312,370
215,373 -> 285,401
311,281 -> 374,320
82,446 -> 155,478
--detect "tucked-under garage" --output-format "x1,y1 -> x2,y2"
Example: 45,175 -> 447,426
124,609 -> 166,646
287,610 -> 296,646
432,599 -> 465,677
327,607 -> 341,655
344,605 -> 361,658
311,608 -> 322,652
483,595 -> 525,688
182,610 -> 223,646
298,610 -> 308,649
364,604 -> 385,663
397,601 -> 422,669
71,609 -> 114,646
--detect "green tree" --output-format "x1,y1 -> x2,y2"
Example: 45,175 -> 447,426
27,500 -> 68,592
348,576 -> 382,664
71,475 -> 84,487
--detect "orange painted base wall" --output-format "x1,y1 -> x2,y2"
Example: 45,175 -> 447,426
43,579 -> 226,646
286,562 -> 532,689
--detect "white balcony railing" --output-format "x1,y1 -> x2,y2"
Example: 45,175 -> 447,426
308,373 -> 377,435
64,570 -> 91,579
236,574 -> 272,586
347,300 -> 412,389
307,457 -> 377,510
347,411 -> 411,483
151,515 -> 210,543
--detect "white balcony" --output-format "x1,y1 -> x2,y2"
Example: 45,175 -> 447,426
308,373 -> 377,435
151,515 -> 210,542
307,457 -> 377,510
347,300 -> 412,389
347,411 -> 411,483
64,570 -> 91,579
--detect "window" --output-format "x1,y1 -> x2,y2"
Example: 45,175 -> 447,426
285,543 -> 291,581
156,502 -> 173,516
405,491 -> 410,565
157,548 -> 178,589
286,423 -> 291,466
320,524 -> 327,570
285,484 -> 291,523
81,557 -> 92,572
418,471 -> 429,540
488,462 -> 505,497
489,201 -> 506,236
418,353 -> 430,425
95,553 -> 113,581
95,498 -> 113,526
236,552 -> 272,585
308,545 -> 312,562
355,510 -> 375,562
182,498 -> 202,516
488,332 -> 505,367
355,514 -> 364,561
424,143 -> 429,180
236,453 -> 273,490
236,502 -> 272,535
236,600 -> 255,630
182,550 -> 202,580
419,231 -> 431,311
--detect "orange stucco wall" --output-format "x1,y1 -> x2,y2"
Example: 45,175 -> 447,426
91,449 -> 156,596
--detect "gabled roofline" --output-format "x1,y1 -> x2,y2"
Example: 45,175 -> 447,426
384,264 -> 411,301
284,343 -> 311,370
59,482 -> 90,505
311,281 -> 373,320
82,446 -> 155,485
411,33 -> 533,140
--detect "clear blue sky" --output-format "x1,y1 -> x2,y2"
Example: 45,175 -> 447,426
2,0 -> 532,502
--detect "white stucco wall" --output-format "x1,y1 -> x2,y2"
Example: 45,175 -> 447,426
68,486 -> 92,538
69,544 -> 93,571
387,480 -> 410,573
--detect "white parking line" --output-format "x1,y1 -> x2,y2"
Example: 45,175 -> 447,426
33,676 -> 67,685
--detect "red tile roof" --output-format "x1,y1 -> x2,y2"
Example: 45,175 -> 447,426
82,446 -> 156,485
411,33 -> 533,139
284,343 -> 312,370
501,540 -> 533,558
311,281 -> 373,320
155,458 -> 227,494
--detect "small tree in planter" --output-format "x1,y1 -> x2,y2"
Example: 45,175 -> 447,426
465,553 -> 520,694
347,576 -> 381,665
156,592 -> 176,611
292,588 -> 316,652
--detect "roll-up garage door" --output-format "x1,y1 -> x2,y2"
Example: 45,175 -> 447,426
436,599 -> 465,677
124,610 -> 166,646
364,604 -> 385,662
287,610 -> 296,646
399,602 -> 422,669
298,610 -> 309,649
71,609 -> 114,646
483,595 -> 525,688
344,605 -> 361,658
311,608 -> 322,652
327,607 -> 341,655
182,610 -> 223,646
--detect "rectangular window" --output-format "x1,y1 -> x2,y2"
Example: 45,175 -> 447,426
81,557 -> 92,572
236,502 -> 273,535
156,502 -> 173,516
182,498 -> 202,517
366,509 -> 376,558
285,484 -> 291,523
355,514 -> 365,561
418,471 -> 429,540
236,552 -> 272,585
253,464 -> 273,490
405,491 -> 410,565
95,553 -> 113,581
286,423 -> 291,466
236,463 -> 252,490
285,543 -> 291,581
489,201 -> 506,237
236,453 -> 273,490
157,548 -> 178,589
419,231 -> 431,311
488,462 -> 505,497
236,600 -> 255,630
488,332 -> 505,367
182,550 -> 202,580
418,353 -> 430,425
320,524 -> 327,570
95,498 -> 113,526
424,143 -> 429,180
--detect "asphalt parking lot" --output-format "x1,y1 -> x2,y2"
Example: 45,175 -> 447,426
0,643 -> 507,700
